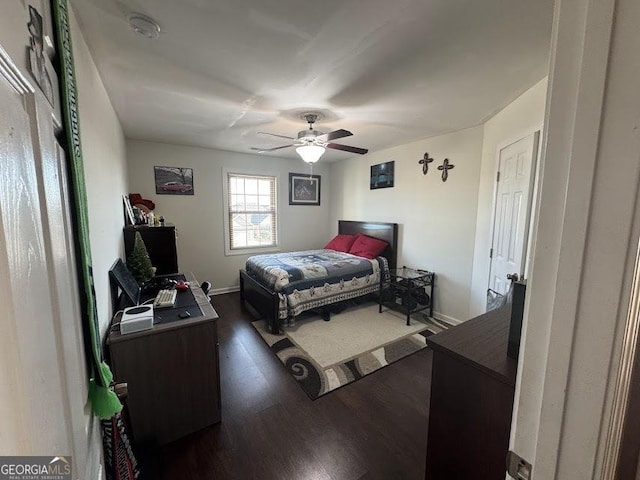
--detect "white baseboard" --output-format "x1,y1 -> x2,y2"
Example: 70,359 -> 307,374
432,311 -> 462,326
211,286 -> 240,296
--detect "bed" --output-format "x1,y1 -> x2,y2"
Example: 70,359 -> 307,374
239,220 -> 398,334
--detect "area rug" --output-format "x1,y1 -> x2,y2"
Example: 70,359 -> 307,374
251,303 -> 449,399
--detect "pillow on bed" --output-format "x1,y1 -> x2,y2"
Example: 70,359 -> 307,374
348,233 -> 389,259
324,234 -> 357,252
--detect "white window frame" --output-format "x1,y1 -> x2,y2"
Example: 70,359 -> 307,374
222,169 -> 280,256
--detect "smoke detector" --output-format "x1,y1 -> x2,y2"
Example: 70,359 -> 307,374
127,13 -> 161,39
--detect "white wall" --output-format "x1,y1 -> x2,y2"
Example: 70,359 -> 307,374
71,6 -> 129,479
329,126 -> 484,323
0,1 -> 55,82
71,7 -> 129,337
70,5 -> 127,478
469,78 -> 548,317
126,140 -> 332,291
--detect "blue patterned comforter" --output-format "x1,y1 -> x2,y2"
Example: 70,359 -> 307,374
246,249 -> 388,321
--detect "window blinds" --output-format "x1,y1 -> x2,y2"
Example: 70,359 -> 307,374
227,173 -> 277,250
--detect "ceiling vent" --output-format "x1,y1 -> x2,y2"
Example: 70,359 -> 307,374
127,13 -> 161,39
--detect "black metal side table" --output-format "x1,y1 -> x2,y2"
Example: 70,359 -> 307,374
379,266 -> 435,325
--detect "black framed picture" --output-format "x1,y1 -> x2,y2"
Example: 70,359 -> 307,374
289,173 -> 321,205
154,166 -> 194,195
370,161 -> 395,189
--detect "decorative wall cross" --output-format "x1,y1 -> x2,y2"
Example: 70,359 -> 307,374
419,152 -> 434,175
437,158 -> 455,182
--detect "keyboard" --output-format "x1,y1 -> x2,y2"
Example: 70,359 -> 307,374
153,289 -> 177,309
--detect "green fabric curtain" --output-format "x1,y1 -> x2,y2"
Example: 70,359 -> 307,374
53,0 -> 122,419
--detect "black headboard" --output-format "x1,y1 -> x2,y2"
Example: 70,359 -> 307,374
338,220 -> 399,270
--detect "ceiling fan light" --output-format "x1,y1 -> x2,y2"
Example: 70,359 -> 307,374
296,145 -> 325,164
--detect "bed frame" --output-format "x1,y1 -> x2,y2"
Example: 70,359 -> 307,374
239,220 -> 398,334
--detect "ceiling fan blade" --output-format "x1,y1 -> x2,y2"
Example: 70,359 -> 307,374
257,132 -> 295,140
326,143 -> 368,155
250,144 -> 293,153
316,129 -> 353,142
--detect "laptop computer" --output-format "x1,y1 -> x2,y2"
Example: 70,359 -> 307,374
109,258 -> 178,307
109,259 -> 202,332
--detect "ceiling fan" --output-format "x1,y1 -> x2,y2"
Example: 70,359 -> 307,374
251,113 -> 369,163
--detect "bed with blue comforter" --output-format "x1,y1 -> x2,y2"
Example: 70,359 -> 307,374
240,220 -> 398,334
245,249 -> 388,324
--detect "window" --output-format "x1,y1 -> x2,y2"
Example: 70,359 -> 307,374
226,173 -> 277,252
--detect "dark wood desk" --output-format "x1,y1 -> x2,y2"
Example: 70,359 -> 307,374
107,273 -> 220,445
425,305 -> 517,480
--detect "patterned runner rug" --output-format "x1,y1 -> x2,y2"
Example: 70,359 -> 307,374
251,303 -> 449,399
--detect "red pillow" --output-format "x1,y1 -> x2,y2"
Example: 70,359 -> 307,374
349,234 -> 389,259
324,234 -> 357,252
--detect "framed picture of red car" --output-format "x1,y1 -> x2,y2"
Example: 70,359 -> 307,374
154,166 -> 194,195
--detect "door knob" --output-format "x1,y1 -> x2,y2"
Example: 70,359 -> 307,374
507,273 -> 520,282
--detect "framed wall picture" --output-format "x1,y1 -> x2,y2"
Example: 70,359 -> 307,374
370,160 -> 395,189
289,173 -> 321,205
154,166 -> 194,195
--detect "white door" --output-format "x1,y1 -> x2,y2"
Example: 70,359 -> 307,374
488,132 -> 539,294
0,61 -> 72,454
0,42 -> 96,477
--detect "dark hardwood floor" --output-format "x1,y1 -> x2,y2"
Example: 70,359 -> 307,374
142,292 -> 433,480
